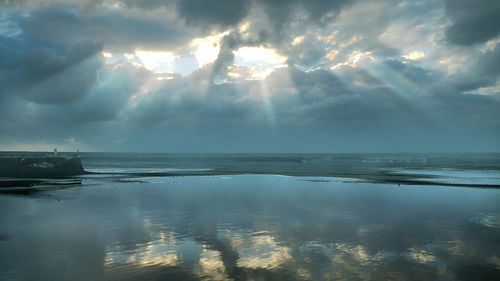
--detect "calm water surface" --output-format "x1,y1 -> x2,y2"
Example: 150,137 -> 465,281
1,175 -> 500,280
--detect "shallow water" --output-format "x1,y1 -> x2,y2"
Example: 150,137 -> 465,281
1,175 -> 500,280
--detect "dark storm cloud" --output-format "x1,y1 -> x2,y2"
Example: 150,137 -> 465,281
71,63 -> 145,122
273,0 -> 437,70
293,62 -> 497,136
0,17 -> 140,145
128,66 -> 256,126
145,0 -> 352,29
288,68 -> 351,101
209,29 -> 273,80
257,0 -> 352,32
444,0 -> 500,45
211,37 -> 237,80
0,0 -> 499,151
383,60 -> 434,84
123,59 -> 497,137
118,0 -> 356,79
3,0 -> 353,30
177,0 -> 250,27
19,5 -> 191,52
449,44 -> 500,92
1,40 -> 103,104
119,0 -> 173,10
287,46 -> 327,67
109,60 -> 499,152
268,66 -> 427,128
2,55 -> 500,151
471,44 -> 500,84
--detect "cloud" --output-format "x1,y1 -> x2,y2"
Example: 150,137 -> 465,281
19,5 -> 192,52
177,0 -> 250,28
0,39 -> 103,104
123,0 -> 353,30
444,0 -> 500,45
0,0 -> 499,152
448,44 -> 500,92
255,0 -> 352,34
119,0 -> 172,10
71,62 -> 144,122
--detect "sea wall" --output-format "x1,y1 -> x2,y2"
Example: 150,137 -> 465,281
0,157 -> 84,178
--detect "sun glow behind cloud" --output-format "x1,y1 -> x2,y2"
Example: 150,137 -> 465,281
402,51 -> 425,61
330,50 -> 374,69
190,31 -> 229,67
101,32 -> 290,80
233,47 -> 287,79
101,51 -> 112,58
192,38 -> 219,67
135,51 -> 176,73
291,36 -> 305,46
234,47 -> 287,65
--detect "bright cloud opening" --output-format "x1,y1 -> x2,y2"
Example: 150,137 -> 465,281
402,51 -> 425,61
101,51 -> 112,58
232,47 -> 287,79
192,38 -> 219,67
291,36 -> 305,46
135,50 -> 176,73
331,50 -> 374,69
239,22 -> 250,34
191,31 -> 229,67
234,47 -> 287,66
325,49 -> 338,61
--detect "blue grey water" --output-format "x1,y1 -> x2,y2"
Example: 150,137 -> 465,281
1,153 -> 500,280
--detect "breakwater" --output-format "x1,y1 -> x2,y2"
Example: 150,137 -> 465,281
0,157 -> 84,178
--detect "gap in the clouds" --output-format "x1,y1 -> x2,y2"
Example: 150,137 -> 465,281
99,30 -> 230,77
99,38 -> 289,81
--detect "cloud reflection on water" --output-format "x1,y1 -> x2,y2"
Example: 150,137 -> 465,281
1,175 -> 500,280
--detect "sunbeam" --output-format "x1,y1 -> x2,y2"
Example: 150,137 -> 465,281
259,78 -> 276,128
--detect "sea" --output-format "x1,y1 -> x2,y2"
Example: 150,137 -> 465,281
1,152 -> 500,280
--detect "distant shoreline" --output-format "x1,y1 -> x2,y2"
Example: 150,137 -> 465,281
1,152 -> 499,192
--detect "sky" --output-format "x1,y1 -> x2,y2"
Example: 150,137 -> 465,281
0,0 -> 499,152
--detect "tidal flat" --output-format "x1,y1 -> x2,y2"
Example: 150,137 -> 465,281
1,174 -> 500,281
